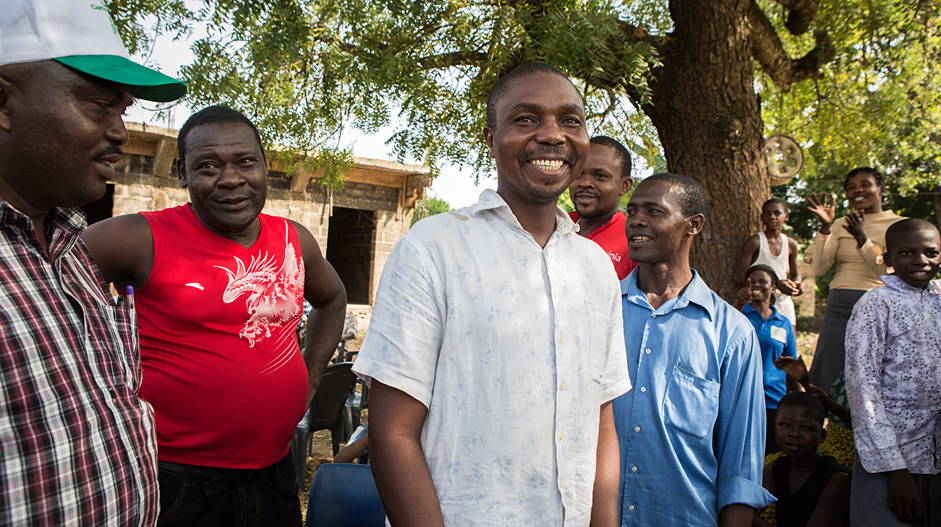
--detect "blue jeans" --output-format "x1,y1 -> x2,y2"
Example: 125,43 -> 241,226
157,453 -> 301,527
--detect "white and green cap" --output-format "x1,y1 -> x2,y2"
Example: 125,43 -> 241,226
0,0 -> 186,102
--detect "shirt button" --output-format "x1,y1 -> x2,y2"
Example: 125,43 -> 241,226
560,382 -> 567,391
631,466 -> 638,472
559,433 -> 565,440
640,387 -> 647,392
645,348 -> 651,354
634,426 -> 641,432
629,505 -> 635,511
559,481 -> 564,489
553,291 -> 559,298
559,336 -> 565,343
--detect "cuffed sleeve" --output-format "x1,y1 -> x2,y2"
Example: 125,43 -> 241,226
717,476 -> 776,511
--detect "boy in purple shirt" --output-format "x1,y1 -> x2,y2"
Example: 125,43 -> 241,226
845,218 -> 941,526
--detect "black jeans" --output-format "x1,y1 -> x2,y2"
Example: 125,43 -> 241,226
157,453 -> 301,527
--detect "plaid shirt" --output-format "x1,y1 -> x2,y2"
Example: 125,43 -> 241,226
0,201 -> 158,526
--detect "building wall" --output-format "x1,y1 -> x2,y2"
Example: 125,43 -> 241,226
110,153 -> 415,307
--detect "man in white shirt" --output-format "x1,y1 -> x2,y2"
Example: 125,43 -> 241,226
352,62 -> 631,527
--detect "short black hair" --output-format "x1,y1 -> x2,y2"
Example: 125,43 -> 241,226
885,218 -> 940,253
590,136 -> 633,181
843,167 -> 884,190
762,197 -> 788,212
642,173 -> 707,217
745,264 -> 779,288
777,392 -> 826,427
177,105 -> 265,166
486,62 -> 577,129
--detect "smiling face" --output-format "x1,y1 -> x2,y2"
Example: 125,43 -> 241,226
0,61 -> 133,215
884,228 -> 941,289
177,121 -> 267,243
484,71 -> 589,208
844,171 -> 885,214
569,143 -> 631,219
625,180 -> 702,266
746,269 -> 775,304
775,405 -> 825,461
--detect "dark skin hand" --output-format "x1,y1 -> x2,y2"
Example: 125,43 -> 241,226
842,210 -> 868,248
807,193 -> 837,234
888,469 -> 925,524
773,357 -> 853,424
774,355 -> 811,386
719,504 -> 755,527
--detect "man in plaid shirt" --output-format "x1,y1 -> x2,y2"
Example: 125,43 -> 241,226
0,1 -> 185,525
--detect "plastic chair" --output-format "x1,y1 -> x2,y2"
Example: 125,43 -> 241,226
305,463 -> 385,527
289,362 -> 357,489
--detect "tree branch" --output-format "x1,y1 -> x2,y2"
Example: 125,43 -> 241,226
748,0 -> 834,92
768,0 -> 820,35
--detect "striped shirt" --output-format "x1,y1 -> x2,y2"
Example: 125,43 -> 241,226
0,201 -> 158,526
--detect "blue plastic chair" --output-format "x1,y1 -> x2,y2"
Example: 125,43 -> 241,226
305,463 -> 386,527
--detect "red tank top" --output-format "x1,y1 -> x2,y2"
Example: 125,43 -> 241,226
136,205 -> 308,468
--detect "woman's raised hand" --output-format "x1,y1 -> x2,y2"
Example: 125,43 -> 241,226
807,192 -> 837,233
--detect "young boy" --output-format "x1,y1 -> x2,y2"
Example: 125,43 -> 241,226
735,198 -> 803,332
845,218 -> 941,526
755,392 -> 851,527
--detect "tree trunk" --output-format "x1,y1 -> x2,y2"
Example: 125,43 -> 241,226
642,0 -> 768,301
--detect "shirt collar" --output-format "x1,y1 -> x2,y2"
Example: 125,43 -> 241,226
0,200 -> 86,236
622,268 -> 715,321
470,189 -> 576,236
742,302 -> 785,322
881,274 -> 941,297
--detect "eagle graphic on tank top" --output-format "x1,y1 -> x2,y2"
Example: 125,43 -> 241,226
215,222 -> 305,347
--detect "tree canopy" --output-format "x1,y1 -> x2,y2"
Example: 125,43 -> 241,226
112,0 -> 940,296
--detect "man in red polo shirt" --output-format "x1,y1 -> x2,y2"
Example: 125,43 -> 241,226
568,136 -> 637,279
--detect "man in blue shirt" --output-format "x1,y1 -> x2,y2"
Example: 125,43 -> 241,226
615,173 -> 774,526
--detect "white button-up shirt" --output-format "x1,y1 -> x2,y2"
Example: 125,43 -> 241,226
354,190 -> 631,526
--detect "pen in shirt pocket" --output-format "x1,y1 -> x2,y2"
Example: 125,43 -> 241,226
126,286 -> 135,310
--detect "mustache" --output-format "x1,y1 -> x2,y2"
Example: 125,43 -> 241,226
93,145 -> 124,159
572,190 -> 600,199
523,146 -> 576,164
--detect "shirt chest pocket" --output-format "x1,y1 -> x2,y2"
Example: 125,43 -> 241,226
662,365 -> 720,438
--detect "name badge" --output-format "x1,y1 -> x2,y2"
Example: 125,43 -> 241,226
770,326 -> 787,343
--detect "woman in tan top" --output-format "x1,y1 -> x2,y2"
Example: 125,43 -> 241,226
806,167 -> 903,389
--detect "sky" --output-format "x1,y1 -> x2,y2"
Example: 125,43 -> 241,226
128,28 -> 496,209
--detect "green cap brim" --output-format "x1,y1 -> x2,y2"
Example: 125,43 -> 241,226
55,55 -> 186,102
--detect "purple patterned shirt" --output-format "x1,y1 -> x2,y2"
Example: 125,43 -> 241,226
846,275 -> 941,475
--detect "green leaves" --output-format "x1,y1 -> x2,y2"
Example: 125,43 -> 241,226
111,0 -> 660,186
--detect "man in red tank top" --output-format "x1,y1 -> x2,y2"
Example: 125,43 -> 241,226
568,136 -> 637,280
82,106 -> 347,526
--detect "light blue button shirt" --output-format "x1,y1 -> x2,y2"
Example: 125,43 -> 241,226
614,270 -> 774,526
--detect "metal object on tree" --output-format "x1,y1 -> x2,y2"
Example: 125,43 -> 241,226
764,134 -> 804,185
